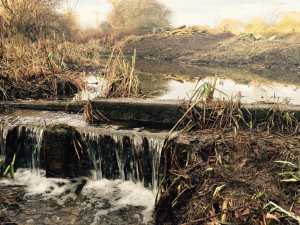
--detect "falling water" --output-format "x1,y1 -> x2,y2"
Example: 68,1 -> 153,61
0,110 -> 166,224
79,127 -> 165,189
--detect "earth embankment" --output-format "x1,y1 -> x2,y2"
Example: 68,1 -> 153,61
122,33 -> 300,71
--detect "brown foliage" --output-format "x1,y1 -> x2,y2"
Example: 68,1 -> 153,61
107,0 -> 172,35
0,0 -> 81,42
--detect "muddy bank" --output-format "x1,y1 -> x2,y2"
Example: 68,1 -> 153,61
155,129 -> 300,224
123,33 -> 300,71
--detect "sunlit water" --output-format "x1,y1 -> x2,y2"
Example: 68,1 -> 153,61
75,68 -> 300,105
74,75 -> 104,101
148,76 -> 300,104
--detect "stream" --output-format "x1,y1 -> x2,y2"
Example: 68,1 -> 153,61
0,109 -> 166,224
1,61 -> 300,224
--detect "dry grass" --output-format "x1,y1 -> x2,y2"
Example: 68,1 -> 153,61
79,100 -> 109,124
0,38 -> 85,100
0,33 -> 112,100
168,76 -> 299,139
0,13 -> 114,101
168,77 -> 249,138
100,46 -> 141,98
257,105 -> 300,134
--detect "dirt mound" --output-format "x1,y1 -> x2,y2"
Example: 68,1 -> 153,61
122,33 -> 300,71
122,33 -> 234,62
155,129 -> 300,224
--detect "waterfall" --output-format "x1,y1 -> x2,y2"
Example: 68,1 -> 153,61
0,115 -> 44,176
0,111 -> 166,191
0,110 -> 167,224
78,127 -> 165,189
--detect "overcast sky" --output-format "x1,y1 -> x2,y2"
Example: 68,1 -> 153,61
73,0 -> 300,29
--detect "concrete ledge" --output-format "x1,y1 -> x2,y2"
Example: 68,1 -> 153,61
0,99 -> 185,126
1,99 -> 300,125
91,98 -> 184,125
0,100 -> 85,112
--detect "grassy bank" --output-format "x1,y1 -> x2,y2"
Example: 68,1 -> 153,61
0,36 -> 110,100
155,81 -> 300,224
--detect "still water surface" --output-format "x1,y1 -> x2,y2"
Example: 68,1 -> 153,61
77,61 -> 300,105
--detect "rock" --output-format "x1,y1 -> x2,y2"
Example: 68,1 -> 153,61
44,127 -> 70,178
268,35 -> 277,41
254,34 -> 262,41
175,25 -> 186,30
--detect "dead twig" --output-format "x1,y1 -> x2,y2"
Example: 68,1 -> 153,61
180,204 -> 251,225
79,100 -> 109,124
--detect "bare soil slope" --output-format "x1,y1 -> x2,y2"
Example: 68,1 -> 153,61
123,33 -> 300,71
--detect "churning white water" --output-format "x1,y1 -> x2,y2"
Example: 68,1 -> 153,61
0,169 -> 155,224
0,110 -> 165,224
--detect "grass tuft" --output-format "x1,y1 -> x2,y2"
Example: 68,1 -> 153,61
79,100 -> 109,124
100,47 -> 141,98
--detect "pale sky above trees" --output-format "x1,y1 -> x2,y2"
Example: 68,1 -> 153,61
75,0 -> 300,29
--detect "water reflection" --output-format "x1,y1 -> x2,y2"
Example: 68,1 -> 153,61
76,60 -> 300,105
137,66 -> 300,104
139,74 -> 300,104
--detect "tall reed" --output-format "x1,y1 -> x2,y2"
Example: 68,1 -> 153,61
100,47 -> 141,98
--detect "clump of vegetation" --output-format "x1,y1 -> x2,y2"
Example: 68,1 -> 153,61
3,154 -> 16,180
155,77 -> 300,225
100,47 -> 141,98
0,35 -> 87,100
168,77 -> 249,137
79,100 -> 109,124
0,0 -> 111,101
257,106 -> 300,134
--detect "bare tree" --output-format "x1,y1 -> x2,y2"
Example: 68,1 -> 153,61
0,0 -> 79,41
107,0 -> 172,35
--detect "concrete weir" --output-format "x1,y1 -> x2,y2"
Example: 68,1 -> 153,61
0,99 -> 184,126
1,99 -> 300,125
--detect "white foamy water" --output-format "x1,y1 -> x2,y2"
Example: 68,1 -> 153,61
0,169 -> 156,224
82,179 -> 155,224
74,75 -> 105,101
0,169 -> 76,200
